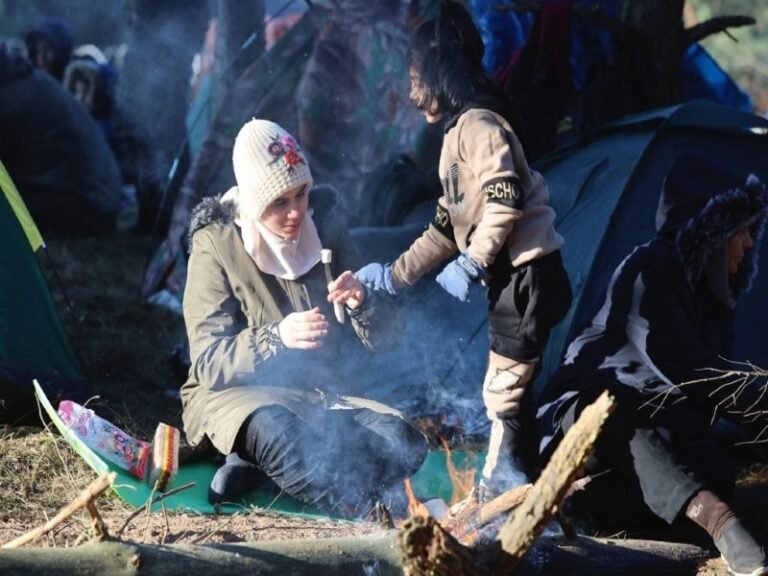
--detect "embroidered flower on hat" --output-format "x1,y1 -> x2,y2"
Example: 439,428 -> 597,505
267,133 -> 306,171
268,140 -> 284,158
285,149 -> 302,167
280,134 -> 297,148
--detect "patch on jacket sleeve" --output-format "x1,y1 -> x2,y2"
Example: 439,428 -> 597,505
431,203 -> 455,240
481,176 -> 524,209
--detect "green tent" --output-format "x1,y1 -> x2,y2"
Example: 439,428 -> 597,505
0,159 -> 88,422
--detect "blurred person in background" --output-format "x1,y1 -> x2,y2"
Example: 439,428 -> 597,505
24,17 -> 74,82
0,40 -> 121,236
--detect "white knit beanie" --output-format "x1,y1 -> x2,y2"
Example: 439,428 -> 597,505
232,119 -> 313,220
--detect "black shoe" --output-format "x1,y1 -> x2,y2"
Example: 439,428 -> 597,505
208,453 -> 261,504
714,519 -> 768,576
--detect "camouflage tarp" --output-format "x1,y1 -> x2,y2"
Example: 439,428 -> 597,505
294,0 -> 425,222
143,0 -> 429,302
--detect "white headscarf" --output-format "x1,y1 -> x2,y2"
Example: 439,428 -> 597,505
224,186 -> 322,279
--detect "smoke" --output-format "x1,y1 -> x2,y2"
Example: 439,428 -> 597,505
284,403 -> 425,518
362,560 -> 386,576
360,280 -> 490,442
117,8 -> 209,187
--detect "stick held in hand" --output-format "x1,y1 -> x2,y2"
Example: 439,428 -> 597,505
321,249 -> 345,324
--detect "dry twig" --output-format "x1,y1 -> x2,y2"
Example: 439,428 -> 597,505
115,481 -> 195,538
2,472 -> 116,549
442,483 -> 532,540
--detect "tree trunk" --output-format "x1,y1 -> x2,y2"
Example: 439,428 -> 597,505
216,0 -> 265,87
0,533 -> 710,576
619,0 -> 687,107
609,0 -> 753,109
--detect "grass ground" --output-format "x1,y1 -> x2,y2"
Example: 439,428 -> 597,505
0,229 -> 766,576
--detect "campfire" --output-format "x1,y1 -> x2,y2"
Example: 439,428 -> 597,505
400,438 -> 532,545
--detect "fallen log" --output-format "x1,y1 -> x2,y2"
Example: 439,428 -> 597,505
525,535 -> 711,575
0,532 -> 711,575
495,390 -> 616,572
0,533 -> 403,576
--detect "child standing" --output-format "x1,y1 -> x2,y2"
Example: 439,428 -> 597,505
357,0 -> 572,498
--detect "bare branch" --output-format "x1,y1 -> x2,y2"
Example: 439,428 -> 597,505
685,16 -> 755,47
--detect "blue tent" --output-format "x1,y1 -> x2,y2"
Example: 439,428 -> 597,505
354,100 -> 768,429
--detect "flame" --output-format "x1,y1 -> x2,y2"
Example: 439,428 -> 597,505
403,478 -> 430,518
440,438 -> 476,506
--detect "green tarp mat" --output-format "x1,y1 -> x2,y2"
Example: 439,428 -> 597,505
36,381 -> 485,516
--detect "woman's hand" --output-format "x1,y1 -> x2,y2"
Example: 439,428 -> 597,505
278,307 -> 329,349
328,270 -> 366,310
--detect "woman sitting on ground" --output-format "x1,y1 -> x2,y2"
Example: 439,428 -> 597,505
180,119 -> 428,518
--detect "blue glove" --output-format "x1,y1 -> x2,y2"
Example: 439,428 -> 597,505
436,253 -> 485,302
355,262 -> 397,295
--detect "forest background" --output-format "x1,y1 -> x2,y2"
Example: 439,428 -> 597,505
1,0 -> 767,116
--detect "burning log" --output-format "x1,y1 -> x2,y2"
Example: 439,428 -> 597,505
442,483 -> 532,541
398,515 -> 483,576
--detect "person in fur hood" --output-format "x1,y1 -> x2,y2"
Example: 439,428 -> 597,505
181,119 -> 428,518
536,153 -> 768,576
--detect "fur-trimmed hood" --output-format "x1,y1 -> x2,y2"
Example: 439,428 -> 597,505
656,154 -> 768,295
188,183 -> 341,248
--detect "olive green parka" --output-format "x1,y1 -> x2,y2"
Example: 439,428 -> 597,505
181,185 -> 403,455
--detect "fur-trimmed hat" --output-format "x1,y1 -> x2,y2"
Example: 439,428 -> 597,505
656,153 -> 767,293
232,119 -> 313,220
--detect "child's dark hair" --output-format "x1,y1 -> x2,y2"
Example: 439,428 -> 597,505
408,0 -> 499,116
